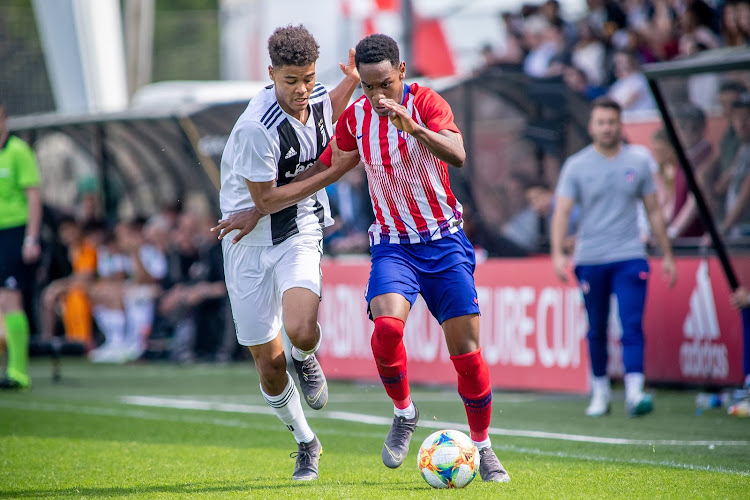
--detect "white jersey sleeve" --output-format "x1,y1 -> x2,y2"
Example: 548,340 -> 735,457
232,122 -> 278,183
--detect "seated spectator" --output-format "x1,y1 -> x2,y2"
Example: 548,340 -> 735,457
607,50 -> 656,112
324,168 -> 371,255
88,219 -> 167,362
39,215 -> 98,347
571,20 -> 606,87
155,211 -> 227,363
715,94 -> 750,238
650,128 -> 679,225
522,16 -> 563,78
563,65 -> 608,101
667,104 -> 714,238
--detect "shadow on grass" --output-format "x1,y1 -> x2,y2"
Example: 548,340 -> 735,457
0,480 -> 423,498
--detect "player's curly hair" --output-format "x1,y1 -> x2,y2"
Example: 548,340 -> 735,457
268,25 -> 320,68
354,34 -> 400,68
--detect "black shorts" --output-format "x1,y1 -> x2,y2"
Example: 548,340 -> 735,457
0,225 -> 32,291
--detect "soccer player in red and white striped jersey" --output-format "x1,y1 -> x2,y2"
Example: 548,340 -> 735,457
320,34 -> 510,482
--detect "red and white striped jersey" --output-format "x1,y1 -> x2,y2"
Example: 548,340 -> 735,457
323,83 -> 463,245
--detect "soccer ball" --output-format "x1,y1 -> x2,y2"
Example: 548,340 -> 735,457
417,429 -> 479,489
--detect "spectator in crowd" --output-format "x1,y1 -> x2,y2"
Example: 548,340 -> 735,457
571,21 -> 607,87
607,50 -> 656,112
563,65 -> 608,101
715,94 -> 750,238
651,128 -> 679,226
88,219 -> 167,362
678,1 -> 721,52
324,168 -> 371,255
522,16 -> 564,78
712,80 -> 749,217
721,0 -> 749,47
39,215 -> 98,348
0,102 -> 41,390
667,103 -> 713,239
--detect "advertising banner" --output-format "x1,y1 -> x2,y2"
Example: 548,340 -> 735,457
317,256 -> 748,393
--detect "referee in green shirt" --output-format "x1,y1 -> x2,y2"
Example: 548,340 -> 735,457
0,102 -> 42,389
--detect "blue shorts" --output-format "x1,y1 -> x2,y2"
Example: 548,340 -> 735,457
365,230 -> 480,324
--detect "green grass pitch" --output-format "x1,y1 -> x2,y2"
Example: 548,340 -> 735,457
1,359 -> 748,499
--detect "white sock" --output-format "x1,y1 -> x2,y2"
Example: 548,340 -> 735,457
124,296 -> 155,355
624,372 -> 645,403
93,307 -> 126,349
591,376 -> 611,399
473,437 -> 491,450
394,401 -> 416,419
291,323 -> 322,362
261,372 -> 314,444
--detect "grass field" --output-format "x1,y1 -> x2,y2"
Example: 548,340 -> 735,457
1,358 -> 748,499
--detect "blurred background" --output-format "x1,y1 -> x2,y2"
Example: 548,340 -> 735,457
2,0 -> 749,391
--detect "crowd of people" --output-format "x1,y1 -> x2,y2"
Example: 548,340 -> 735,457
36,201 -> 233,365
482,0 -> 750,112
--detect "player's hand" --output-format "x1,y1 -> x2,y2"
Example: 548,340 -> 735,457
662,255 -> 677,288
379,98 -> 417,134
330,137 -> 360,174
730,286 -> 750,310
552,253 -> 570,283
22,241 -> 41,263
339,48 -> 358,81
211,208 -> 263,244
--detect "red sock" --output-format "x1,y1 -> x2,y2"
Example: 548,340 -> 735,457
371,316 -> 410,409
451,348 -> 492,442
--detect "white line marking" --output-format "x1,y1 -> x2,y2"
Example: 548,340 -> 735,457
122,396 -> 750,447
5,399 -> 749,477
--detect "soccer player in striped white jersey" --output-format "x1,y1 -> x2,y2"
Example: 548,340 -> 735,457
211,25 -> 360,481
319,34 -> 510,482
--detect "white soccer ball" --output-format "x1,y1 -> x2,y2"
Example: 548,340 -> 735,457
417,429 -> 479,489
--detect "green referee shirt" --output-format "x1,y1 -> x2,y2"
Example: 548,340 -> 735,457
0,135 -> 40,230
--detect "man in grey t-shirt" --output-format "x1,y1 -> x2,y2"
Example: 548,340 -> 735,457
551,97 -> 677,418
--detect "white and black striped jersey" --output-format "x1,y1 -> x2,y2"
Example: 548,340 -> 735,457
219,82 -> 334,246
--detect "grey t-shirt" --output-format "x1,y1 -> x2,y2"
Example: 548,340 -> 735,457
556,144 -> 657,265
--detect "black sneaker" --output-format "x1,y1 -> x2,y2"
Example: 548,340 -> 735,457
291,435 -> 322,481
382,405 -> 419,468
478,446 -> 511,482
292,354 -> 328,410
0,378 -> 27,390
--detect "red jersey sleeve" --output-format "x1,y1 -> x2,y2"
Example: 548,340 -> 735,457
410,84 -> 460,135
319,105 -> 359,167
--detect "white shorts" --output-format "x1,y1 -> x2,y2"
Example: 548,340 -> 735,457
222,233 -> 323,347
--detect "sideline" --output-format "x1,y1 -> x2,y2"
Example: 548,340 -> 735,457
122,395 -> 750,447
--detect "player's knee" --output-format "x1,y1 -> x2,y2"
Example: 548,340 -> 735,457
284,319 -> 318,349
255,354 -> 287,383
371,316 -> 405,357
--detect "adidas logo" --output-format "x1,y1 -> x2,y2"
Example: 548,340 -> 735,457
284,147 -> 297,159
683,261 -> 719,341
680,261 -> 728,378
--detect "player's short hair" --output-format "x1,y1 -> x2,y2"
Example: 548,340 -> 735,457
590,96 -> 622,116
354,34 -> 400,68
267,25 -> 319,68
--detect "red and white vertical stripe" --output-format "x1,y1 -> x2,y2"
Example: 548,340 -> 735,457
349,93 -> 462,245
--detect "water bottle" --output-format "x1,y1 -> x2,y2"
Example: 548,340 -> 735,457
728,399 -> 750,417
695,392 -> 723,409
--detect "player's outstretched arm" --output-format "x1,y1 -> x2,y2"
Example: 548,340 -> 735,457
329,48 -> 359,123
378,98 -> 466,167
247,138 -> 359,215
